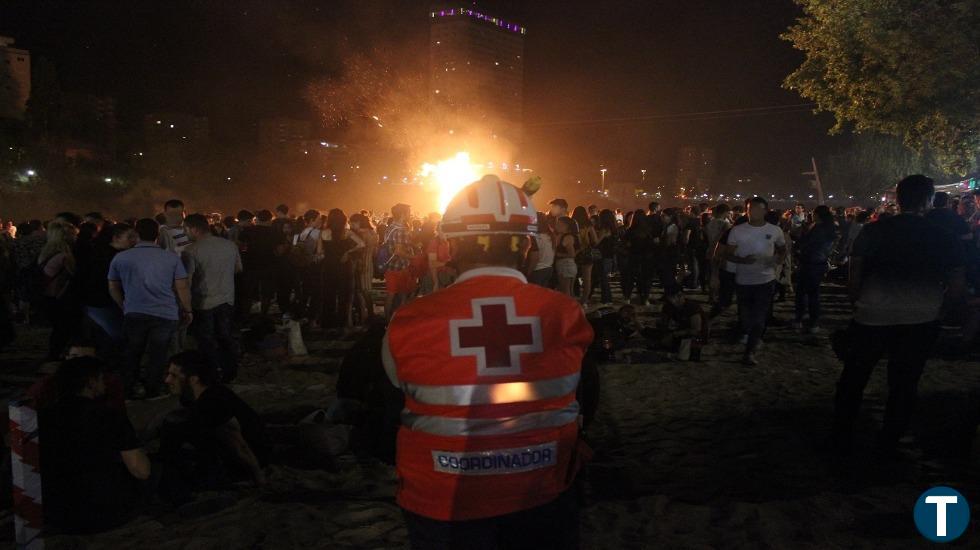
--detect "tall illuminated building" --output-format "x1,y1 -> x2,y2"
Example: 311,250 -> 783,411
429,6 -> 526,145
0,36 -> 31,121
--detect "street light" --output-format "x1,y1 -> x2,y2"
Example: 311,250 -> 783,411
640,169 -> 647,184
600,168 -> 607,193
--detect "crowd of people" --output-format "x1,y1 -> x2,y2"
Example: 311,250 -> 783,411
0,176 -> 977,537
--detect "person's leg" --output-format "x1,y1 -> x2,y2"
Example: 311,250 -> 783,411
579,263 -> 593,304
880,321 -> 940,446
600,258 -> 613,303
402,510 -> 497,550
123,314 -> 150,392
143,317 -> 178,396
213,303 -> 239,381
794,269 -> 808,323
192,306 -> 220,373
338,267 -> 354,328
498,488 -> 579,550
637,255 -> 652,302
808,264 -> 827,328
832,322 -> 887,446
275,263 -> 293,315
619,255 -> 633,300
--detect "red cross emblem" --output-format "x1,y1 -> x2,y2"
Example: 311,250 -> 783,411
449,297 -> 543,376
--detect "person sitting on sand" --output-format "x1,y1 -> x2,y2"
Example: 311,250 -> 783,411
39,356 -> 151,534
657,285 -> 710,347
157,351 -> 269,503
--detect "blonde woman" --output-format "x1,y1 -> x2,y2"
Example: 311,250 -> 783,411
38,221 -> 79,359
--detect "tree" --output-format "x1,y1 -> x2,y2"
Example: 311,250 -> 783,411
823,133 -> 944,200
783,0 -> 980,175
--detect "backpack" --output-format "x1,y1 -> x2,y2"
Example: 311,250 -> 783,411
289,229 -> 317,268
374,227 -> 398,274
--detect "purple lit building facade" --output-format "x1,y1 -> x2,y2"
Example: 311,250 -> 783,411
429,6 -> 526,145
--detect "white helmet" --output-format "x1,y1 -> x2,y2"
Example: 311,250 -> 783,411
441,175 -> 538,238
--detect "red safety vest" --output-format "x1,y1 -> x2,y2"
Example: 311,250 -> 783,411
384,267 -> 594,521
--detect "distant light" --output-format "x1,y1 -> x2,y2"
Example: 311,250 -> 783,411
434,89 -> 441,94
808,194 -> 814,198
169,124 -> 174,128
104,177 -> 112,183
789,194 -> 794,198
137,152 -> 143,156
303,150 -> 308,155
156,120 -> 161,124
226,177 -> 232,181
26,169 -> 36,177
828,194 -> 834,199
320,141 -> 327,146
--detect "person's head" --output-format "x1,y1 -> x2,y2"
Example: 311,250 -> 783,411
663,284 -> 685,308
442,177 -> 537,271
163,199 -> 185,225
166,350 -> 218,398
256,209 -> 274,223
896,175 -> 935,213
932,192 -> 949,209
587,204 -> 599,217
647,202 -> 660,215
54,211 -> 82,227
303,209 -> 320,225
135,218 -> 160,242
747,196 -> 769,223
618,304 -> 636,323
110,223 -> 137,250
571,206 -> 590,228
184,213 -> 211,241
237,210 -> 255,225
794,203 -> 805,215
326,208 -> 348,240
856,210 -> 872,224
391,203 -> 411,223
598,209 -> 617,233
548,198 -> 568,217
83,212 -> 105,229
43,220 -> 78,253
712,203 -> 730,219
275,204 -> 289,218
556,216 -> 578,234
813,205 -> 834,224
55,356 -> 106,399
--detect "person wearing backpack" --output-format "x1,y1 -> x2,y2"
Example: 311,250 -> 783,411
291,210 -> 322,326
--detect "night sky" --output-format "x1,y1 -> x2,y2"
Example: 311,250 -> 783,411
0,0 -> 839,194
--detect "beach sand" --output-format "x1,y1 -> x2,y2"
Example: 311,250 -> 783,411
2,285 -> 978,549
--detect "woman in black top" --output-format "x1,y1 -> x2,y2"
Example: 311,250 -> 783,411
318,209 -> 365,330
595,209 -> 619,304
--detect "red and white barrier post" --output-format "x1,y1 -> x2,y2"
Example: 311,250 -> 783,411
9,398 -> 43,549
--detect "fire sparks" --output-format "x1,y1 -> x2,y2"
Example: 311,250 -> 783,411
420,152 -> 483,212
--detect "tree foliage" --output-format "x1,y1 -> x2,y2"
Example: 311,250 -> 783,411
783,0 -> 980,175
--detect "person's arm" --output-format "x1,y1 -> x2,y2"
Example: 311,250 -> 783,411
215,417 -> 265,485
120,449 -> 151,480
174,278 -> 193,324
235,249 -> 243,274
108,280 -> 124,310
771,243 -> 787,268
717,242 -> 756,265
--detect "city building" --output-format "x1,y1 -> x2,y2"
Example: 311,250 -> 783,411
143,112 -> 209,149
429,5 -> 525,144
0,36 -> 31,121
675,146 -> 715,198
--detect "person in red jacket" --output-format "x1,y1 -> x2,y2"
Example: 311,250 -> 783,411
383,175 -> 594,549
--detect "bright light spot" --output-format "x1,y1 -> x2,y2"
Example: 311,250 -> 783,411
169,124 -> 174,128
829,194 -> 834,199
156,120 -> 161,124
226,177 -> 232,181
808,194 -> 814,198
434,89 -> 440,94
138,152 -> 143,156
420,152 -> 483,213
104,177 -> 112,183
320,141 -> 327,146
26,169 -> 35,177
790,194 -> 795,198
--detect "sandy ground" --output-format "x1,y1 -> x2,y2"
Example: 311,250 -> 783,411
2,283 -> 979,549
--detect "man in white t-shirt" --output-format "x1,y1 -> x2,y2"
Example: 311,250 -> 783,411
718,196 -> 786,365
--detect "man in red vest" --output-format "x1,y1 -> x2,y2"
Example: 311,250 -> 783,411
384,175 -> 594,549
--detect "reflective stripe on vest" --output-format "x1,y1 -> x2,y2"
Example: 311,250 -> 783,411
402,401 -> 579,437
404,372 -> 580,406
